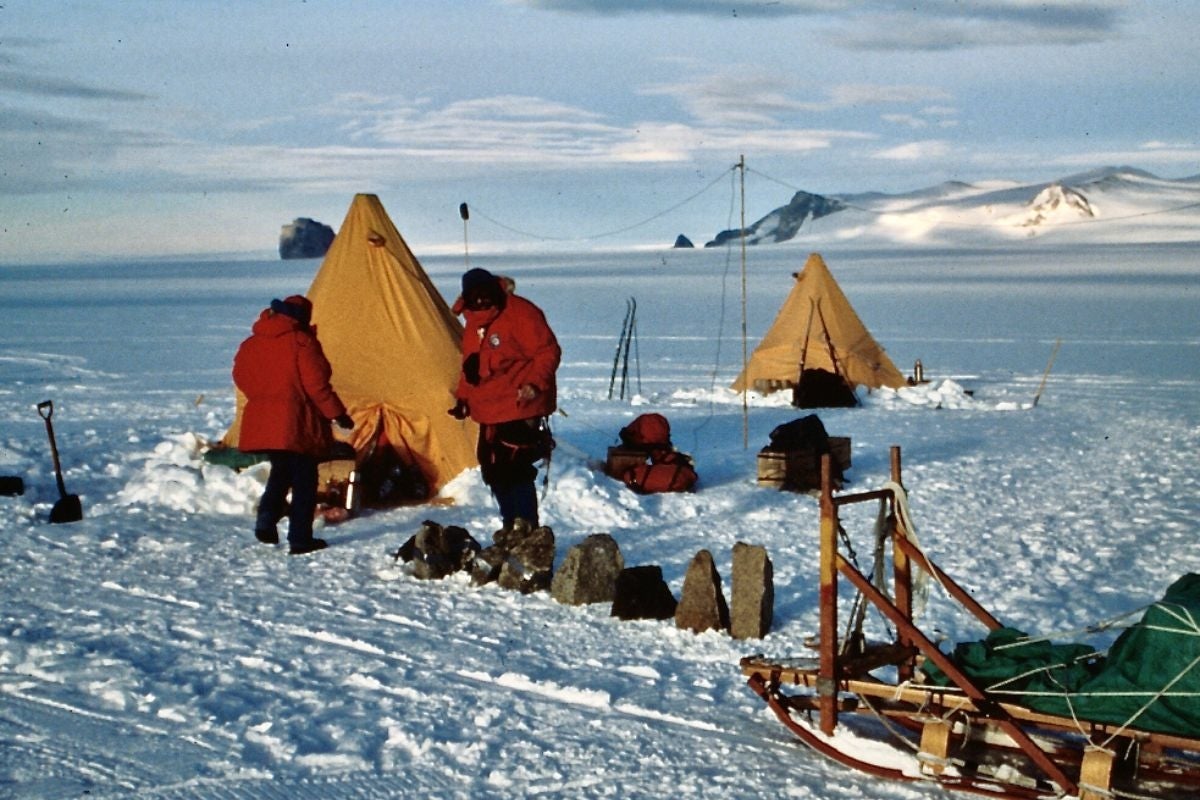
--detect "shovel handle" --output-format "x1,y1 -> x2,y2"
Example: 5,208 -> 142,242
37,400 -> 68,497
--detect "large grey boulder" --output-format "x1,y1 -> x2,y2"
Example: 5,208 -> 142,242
730,542 -> 774,639
674,549 -> 730,634
551,533 -> 624,605
611,565 -> 677,621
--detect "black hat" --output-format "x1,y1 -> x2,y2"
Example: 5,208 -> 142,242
270,295 -> 312,326
461,268 -> 496,296
461,268 -> 505,310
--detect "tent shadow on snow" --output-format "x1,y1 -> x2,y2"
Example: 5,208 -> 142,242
217,194 -> 479,505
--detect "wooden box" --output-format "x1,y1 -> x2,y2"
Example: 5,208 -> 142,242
606,446 -> 651,478
757,437 -> 851,491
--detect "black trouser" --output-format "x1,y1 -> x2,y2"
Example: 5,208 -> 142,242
255,451 -> 319,547
477,419 -> 546,528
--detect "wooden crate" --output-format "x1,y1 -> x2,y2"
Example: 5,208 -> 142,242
757,437 -> 850,491
606,446 -> 651,478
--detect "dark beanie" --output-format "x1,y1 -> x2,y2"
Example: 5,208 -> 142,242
270,295 -> 312,326
461,268 -> 497,296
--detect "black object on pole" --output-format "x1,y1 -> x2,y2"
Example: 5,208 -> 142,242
37,400 -> 83,523
459,203 -> 470,268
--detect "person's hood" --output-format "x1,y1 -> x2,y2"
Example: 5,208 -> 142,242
251,308 -> 312,337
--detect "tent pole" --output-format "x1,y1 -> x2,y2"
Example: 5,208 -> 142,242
739,155 -> 748,449
798,298 -> 815,384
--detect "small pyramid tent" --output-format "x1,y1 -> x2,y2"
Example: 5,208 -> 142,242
732,252 -> 906,401
223,194 -> 478,497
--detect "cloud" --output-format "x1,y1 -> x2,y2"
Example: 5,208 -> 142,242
509,0 -> 1129,50
507,0 -> 841,18
641,71 -> 953,127
833,2 -> 1127,51
640,72 -> 826,125
0,69 -> 150,101
871,140 -> 952,161
882,114 -> 927,129
319,92 -> 869,170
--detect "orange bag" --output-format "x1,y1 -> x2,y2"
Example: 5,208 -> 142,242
621,451 -> 697,494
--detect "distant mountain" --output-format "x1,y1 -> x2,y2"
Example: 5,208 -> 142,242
706,167 -> 1200,247
279,217 -> 335,260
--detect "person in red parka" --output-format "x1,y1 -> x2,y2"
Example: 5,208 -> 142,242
450,269 -> 560,529
233,295 -> 352,555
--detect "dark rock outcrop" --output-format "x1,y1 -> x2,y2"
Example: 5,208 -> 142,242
472,519 -> 556,594
394,520 -> 481,580
705,190 -> 845,247
673,234 -> 694,248
279,217 -> 335,260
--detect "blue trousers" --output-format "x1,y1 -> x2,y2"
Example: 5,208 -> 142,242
255,451 -> 319,547
478,421 -> 543,528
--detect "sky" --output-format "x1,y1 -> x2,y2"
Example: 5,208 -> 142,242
1,0 -> 1198,262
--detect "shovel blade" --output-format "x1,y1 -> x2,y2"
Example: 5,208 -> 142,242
49,494 -> 83,524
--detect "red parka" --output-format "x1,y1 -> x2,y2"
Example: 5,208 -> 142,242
455,291 -> 560,425
232,309 -> 346,457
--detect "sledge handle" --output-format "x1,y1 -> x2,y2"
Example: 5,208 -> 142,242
37,400 -> 68,497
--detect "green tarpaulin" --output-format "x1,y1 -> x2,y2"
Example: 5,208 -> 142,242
925,574 -> 1200,738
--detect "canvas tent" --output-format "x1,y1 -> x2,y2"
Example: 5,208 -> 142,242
732,252 -> 906,402
222,193 -> 478,499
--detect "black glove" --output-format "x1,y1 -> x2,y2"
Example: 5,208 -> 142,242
334,413 -> 354,431
448,399 -> 470,420
462,353 -> 481,386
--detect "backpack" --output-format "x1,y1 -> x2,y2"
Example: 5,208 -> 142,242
619,413 -> 672,449
622,452 -> 698,495
613,413 -> 698,494
768,414 -> 830,452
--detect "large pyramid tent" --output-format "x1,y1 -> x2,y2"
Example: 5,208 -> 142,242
732,252 -> 906,401
222,194 -> 478,497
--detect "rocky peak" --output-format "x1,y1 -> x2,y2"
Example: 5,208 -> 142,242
1022,183 -> 1094,228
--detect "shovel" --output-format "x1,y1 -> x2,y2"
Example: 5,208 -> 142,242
37,400 -> 83,523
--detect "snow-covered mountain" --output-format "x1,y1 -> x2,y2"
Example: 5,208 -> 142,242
708,167 -> 1200,247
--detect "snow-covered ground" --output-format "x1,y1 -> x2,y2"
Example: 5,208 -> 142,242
1,241 -> 1198,798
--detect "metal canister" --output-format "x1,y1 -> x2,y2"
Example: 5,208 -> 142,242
344,469 -> 362,515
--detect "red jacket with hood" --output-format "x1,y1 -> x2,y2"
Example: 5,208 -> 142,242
454,287 -> 560,425
233,302 -> 346,457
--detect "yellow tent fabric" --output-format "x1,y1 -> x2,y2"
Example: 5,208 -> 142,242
732,252 -> 906,394
223,194 -> 478,495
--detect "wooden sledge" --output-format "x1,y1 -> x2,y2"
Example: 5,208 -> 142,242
741,446 -> 1200,800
